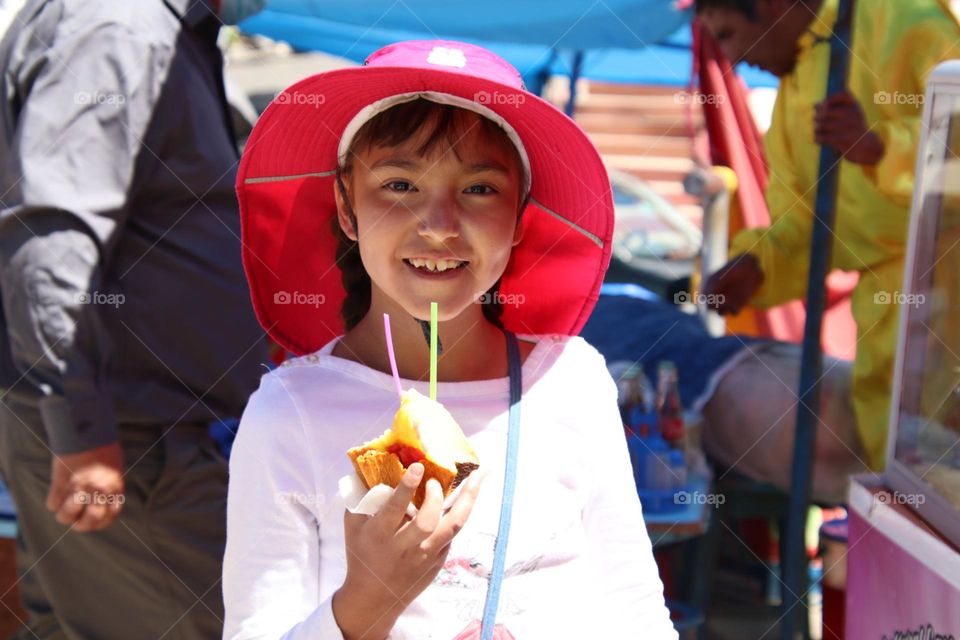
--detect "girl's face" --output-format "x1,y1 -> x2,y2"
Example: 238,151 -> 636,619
337,112 -> 524,322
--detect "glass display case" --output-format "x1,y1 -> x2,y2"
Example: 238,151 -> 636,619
886,60 -> 960,547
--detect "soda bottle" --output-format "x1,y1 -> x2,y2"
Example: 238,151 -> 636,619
617,365 -> 657,435
656,361 -> 685,447
616,365 -> 656,491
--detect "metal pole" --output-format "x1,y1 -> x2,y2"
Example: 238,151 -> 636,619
781,0 -> 854,637
565,51 -> 584,117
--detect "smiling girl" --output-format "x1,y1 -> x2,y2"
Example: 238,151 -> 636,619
223,41 -> 676,640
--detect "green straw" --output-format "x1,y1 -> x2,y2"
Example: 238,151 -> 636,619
429,302 -> 438,401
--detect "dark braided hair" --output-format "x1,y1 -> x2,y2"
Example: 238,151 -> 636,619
334,99 -> 523,331
331,203 -> 371,332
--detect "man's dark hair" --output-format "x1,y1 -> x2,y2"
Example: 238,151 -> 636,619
694,0 -> 759,18
694,0 -> 813,17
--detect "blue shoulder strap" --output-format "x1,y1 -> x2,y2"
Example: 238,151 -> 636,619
480,331 -> 522,639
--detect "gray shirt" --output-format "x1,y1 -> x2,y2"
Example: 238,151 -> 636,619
0,0 -> 268,454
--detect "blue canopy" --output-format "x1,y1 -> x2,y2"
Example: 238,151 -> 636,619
240,1 -> 778,89
247,0 -> 691,50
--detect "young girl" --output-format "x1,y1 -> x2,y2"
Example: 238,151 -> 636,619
223,40 -> 677,639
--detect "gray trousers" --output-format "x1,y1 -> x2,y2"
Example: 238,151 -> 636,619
0,398 -> 227,640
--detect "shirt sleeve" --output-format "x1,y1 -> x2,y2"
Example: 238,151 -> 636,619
861,17 -> 960,207
578,344 -> 678,638
728,97 -> 813,309
222,373 -> 346,640
0,20 -> 167,453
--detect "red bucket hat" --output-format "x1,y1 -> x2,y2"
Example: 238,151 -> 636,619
237,40 -> 613,355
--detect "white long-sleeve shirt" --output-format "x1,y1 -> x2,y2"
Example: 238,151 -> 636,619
223,334 -> 677,640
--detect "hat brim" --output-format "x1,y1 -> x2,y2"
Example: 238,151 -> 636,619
238,66 -> 613,355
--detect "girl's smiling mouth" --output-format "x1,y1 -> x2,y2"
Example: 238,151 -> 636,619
403,258 -> 470,277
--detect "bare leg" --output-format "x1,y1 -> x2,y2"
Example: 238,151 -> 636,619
702,342 -> 873,505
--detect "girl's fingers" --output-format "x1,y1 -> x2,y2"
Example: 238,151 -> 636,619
397,478 -> 444,549
431,470 -> 485,549
415,479 -> 444,531
377,463 -> 424,532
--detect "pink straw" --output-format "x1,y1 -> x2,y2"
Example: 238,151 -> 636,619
383,313 -> 403,399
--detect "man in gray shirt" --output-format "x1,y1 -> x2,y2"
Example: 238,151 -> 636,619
0,0 -> 268,636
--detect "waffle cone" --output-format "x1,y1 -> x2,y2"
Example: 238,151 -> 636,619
346,447 -> 477,509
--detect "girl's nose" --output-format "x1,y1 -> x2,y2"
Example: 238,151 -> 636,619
417,195 -> 461,242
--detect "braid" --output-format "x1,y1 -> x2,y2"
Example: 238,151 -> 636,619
481,281 -> 505,329
332,175 -> 371,331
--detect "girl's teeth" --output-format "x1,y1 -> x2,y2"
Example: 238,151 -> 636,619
408,258 -> 464,272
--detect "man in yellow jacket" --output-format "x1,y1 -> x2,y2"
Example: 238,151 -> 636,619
698,0 -> 960,470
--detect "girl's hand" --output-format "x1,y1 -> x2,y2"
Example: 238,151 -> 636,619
336,463 -> 485,633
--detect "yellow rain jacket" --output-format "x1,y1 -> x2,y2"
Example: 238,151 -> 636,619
729,0 -> 960,469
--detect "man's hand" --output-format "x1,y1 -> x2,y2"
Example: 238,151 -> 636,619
46,442 -> 125,532
702,253 -> 764,315
814,91 -> 885,165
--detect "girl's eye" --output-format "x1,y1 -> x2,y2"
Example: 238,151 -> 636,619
465,184 -> 497,195
385,181 -> 415,192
